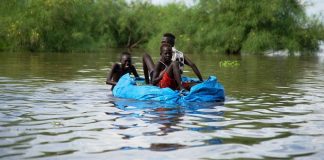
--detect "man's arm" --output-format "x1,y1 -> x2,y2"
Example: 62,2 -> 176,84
106,63 -> 119,86
106,81 -> 117,85
131,65 -> 139,78
184,55 -> 203,81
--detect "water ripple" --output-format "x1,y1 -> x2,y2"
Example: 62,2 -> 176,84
1,52 -> 324,159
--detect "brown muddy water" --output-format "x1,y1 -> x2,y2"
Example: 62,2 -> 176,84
1,48 -> 324,159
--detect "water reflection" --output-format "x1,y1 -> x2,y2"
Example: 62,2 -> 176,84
111,99 -> 224,151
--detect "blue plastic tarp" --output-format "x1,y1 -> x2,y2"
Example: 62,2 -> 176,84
112,74 -> 225,104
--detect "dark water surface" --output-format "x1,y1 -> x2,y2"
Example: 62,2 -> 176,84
1,48 -> 324,159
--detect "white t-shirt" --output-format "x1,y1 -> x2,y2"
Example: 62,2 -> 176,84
171,47 -> 184,72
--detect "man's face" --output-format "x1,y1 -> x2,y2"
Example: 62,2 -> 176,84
161,46 -> 172,63
161,37 -> 175,47
121,55 -> 131,69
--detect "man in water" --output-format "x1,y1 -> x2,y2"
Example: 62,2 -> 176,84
152,43 -> 185,90
106,51 -> 139,90
142,33 -> 203,84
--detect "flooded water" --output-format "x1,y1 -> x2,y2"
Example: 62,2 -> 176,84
1,48 -> 324,159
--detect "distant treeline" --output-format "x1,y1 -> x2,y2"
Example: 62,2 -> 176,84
1,0 -> 324,54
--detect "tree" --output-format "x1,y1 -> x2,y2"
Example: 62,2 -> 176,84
191,0 -> 324,54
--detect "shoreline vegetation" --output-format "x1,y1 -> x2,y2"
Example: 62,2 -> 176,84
1,0 -> 324,54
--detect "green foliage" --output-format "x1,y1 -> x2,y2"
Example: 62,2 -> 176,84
0,0 -> 323,53
191,0 -> 324,54
145,3 -> 191,53
219,60 -> 240,68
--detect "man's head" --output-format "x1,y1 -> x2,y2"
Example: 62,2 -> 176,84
161,33 -> 175,47
160,43 -> 172,63
120,51 -> 132,69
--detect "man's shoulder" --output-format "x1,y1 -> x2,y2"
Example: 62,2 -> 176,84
112,63 -> 121,69
173,48 -> 184,55
130,64 -> 137,69
155,61 -> 165,68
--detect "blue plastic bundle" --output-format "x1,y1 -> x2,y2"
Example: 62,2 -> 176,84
112,74 -> 225,104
